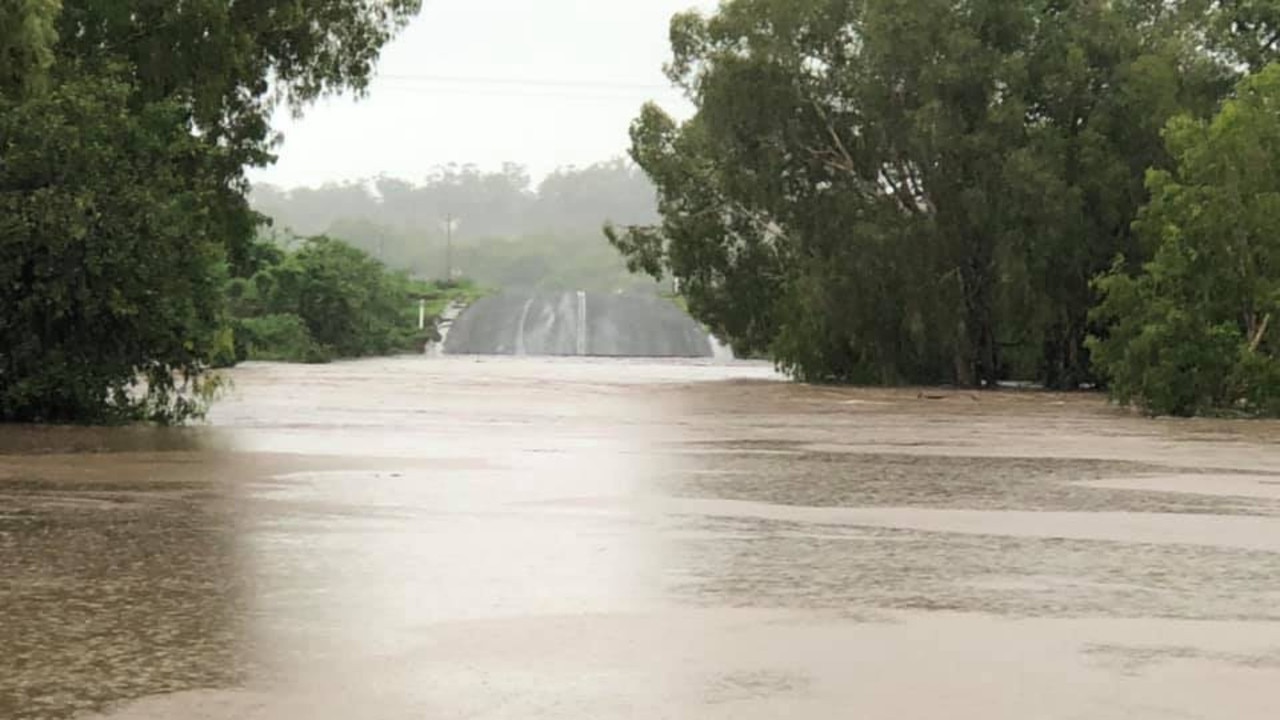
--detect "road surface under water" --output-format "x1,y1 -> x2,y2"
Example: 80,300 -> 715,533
2,356 -> 1279,719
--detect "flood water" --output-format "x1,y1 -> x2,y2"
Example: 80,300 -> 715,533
2,356 -> 1279,719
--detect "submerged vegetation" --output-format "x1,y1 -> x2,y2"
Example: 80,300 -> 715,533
224,236 -> 483,365
610,0 -> 1280,416
1088,65 -> 1280,417
1,1 -> 421,424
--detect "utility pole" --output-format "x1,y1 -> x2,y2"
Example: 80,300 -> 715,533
444,213 -> 454,285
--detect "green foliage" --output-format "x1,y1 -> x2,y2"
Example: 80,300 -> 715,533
0,0 -> 61,95
227,236 -> 442,362
1,1 -> 418,424
0,69 -> 229,424
55,1 -> 422,161
1089,64 -> 1280,416
415,277 -> 485,318
1205,0 -> 1280,71
613,0 -> 1242,389
237,314 -> 328,364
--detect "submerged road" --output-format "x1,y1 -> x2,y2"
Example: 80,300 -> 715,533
2,356 -> 1280,719
443,291 -> 715,357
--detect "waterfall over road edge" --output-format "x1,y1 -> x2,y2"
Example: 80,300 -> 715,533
439,291 -> 731,359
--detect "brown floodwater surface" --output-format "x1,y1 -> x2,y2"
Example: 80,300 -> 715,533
2,356 -> 1279,719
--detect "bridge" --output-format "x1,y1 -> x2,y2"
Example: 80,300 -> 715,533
441,291 -> 721,358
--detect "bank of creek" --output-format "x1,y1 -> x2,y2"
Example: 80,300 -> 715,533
2,356 -> 1279,719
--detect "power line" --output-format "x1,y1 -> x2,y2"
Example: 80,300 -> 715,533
365,73 -> 690,103
373,84 -> 685,102
371,81 -> 688,103
376,73 -> 676,92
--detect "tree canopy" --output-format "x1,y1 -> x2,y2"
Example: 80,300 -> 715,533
225,235 -> 471,364
0,71 -> 230,422
0,0 -> 60,94
611,0 -> 1272,400
1,0 -> 419,423
1089,63 -> 1280,416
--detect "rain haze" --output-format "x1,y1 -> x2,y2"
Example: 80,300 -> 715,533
249,0 -> 720,188
5,2 -> 1280,719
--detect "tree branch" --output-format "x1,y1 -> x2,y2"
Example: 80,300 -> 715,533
1250,313 -> 1270,352
810,100 -> 858,175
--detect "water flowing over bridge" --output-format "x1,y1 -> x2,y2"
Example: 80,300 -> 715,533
442,291 -> 723,358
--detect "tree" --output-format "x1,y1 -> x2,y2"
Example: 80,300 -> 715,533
610,0 -> 1237,387
0,0 -> 60,94
991,0 -> 1232,386
1088,64 -> 1280,416
0,72 -> 230,423
535,158 -> 659,231
256,236 -> 419,359
1,0 -> 420,423
1206,0 -> 1280,71
225,235 -> 462,364
53,0 -> 423,273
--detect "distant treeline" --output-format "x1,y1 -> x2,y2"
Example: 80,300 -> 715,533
251,160 -> 663,293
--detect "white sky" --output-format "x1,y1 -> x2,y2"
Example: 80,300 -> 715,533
247,0 -> 720,189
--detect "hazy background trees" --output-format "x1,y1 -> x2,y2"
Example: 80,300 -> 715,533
250,159 -> 663,293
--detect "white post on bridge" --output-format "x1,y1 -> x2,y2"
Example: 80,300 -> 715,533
576,290 -> 587,356
418,298 -> 426,330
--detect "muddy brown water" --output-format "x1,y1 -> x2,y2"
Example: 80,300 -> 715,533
2,356 -> 1279,719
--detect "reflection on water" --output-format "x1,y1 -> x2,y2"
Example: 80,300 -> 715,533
0,426 -> 209,456
2,356 -> 1279,719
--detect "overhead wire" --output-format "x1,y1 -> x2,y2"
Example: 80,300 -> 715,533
377,73 -> 674,91
370,72 -> 687,101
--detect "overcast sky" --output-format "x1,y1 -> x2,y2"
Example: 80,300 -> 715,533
247,0 -> 719,189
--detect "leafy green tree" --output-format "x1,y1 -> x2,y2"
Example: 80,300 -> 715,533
1089,64 -> 1280,416
0,72 -> 229,423
1204,0 -> 1280,71
54,1 -> 421,152
611,0 -> 1237,388
993,0 -> 1232,386
1,1 -> 420,423
237,314 -> 328,364
52,0 -> 423,274
261,236 -> 419,358
0,0 -> 60,94
228,236 -> 433,362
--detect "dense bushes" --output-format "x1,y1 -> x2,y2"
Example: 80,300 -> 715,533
226,236 -> 445,363
236,315 -> 329,364
225,235 -> 485,364
1088,65 -> 1280,417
